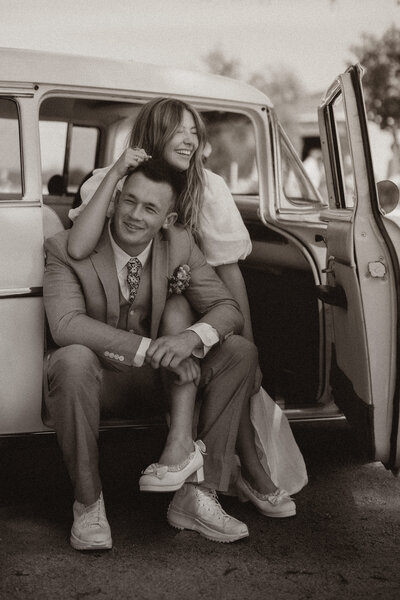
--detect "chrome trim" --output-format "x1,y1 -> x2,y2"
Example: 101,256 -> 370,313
0,286 -> 43,298
0,199 -> 42,207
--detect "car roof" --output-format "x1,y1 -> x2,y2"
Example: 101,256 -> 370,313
0,47 -> 272,108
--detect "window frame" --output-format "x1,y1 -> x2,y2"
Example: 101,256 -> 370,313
0,96 -> 24,202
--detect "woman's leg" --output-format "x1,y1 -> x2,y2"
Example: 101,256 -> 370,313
158,295 -> 198,465
236,396 -> 278,494
158,379 -> 198,465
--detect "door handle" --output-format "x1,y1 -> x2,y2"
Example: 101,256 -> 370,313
315,284 -> 347,308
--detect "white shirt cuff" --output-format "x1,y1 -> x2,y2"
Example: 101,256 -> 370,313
187,323 -> 219,358
133,336 -> 152,367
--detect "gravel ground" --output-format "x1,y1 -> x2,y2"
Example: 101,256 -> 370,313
1,421 -> 399,600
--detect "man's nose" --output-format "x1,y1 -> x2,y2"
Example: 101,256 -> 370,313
129,204 -> 143,220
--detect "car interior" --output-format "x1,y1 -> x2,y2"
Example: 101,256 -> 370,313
0,94 -> 320,425
36,96 -> 321,413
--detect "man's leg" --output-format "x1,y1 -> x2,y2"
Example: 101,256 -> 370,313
167,335 -> 259,542
45,344 -> 112,551
46,344 -> 104,505
197,335 -> 259,492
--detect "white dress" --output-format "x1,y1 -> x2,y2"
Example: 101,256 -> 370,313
70,166 -> 308,495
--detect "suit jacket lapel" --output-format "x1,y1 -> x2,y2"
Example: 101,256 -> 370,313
90,224 -> 120,326
150,231 -> 169,338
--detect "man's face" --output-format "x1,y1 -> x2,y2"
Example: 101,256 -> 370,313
112,171 -> 177,255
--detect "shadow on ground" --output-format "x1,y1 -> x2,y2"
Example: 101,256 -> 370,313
1,422 -> 400,600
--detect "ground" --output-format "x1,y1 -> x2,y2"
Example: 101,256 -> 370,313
1,421 -> 399,600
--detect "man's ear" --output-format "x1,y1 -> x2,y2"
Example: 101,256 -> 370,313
162,211 -> 178,230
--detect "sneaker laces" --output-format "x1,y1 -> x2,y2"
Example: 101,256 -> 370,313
195,487 -> 231,522
79,497 -> 108,529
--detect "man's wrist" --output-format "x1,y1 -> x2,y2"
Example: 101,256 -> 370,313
182,329 -> 202,352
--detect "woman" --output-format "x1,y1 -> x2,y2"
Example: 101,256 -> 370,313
68,97 -> 307,516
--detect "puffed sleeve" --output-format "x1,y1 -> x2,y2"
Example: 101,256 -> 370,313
68,165 -> 125,222
198,170 -> 252,267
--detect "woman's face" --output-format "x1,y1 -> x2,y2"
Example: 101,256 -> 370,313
162,109 -> 199,171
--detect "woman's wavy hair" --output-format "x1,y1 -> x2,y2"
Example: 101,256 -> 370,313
128,97 -> 207,235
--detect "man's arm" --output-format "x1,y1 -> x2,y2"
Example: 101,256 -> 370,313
44,234 -> 145,368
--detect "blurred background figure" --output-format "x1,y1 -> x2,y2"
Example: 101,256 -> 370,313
302,147 -> 324,191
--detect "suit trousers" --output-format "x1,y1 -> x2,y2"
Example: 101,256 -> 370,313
45,335 -> 258,505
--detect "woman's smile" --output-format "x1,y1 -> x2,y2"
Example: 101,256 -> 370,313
163,109 -> 199,171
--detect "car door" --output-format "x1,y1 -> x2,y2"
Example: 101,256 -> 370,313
317,64 -> 400,471
0,92 -> 47,434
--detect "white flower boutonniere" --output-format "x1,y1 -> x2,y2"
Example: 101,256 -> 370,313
168,264 -> 191,296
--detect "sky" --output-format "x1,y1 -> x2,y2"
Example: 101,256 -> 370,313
0,0 -> 399,93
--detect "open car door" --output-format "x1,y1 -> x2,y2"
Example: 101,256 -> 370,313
318,64 -> 400,471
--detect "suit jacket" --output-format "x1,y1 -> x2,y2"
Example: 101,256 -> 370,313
43,223 -> 244,369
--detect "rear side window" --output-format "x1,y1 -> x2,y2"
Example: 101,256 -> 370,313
0,98 -> 22,200
40,120 -> 99,195
202,111 -> 258,194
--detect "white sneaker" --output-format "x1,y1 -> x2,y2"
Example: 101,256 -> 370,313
70,491 -> 112,551
167,484 -> 249,543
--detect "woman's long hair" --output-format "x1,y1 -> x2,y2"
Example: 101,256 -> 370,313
129,97 -> 207,235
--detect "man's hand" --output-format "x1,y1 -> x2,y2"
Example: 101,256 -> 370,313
168,357 -> 201,386
145,330 -> 202,370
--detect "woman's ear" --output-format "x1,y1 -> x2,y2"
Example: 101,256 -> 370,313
162,212 -> 178,229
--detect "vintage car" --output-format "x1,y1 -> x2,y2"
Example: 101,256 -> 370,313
0,48 -> 399,474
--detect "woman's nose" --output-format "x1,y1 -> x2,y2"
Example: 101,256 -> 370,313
183,130 -> 195,145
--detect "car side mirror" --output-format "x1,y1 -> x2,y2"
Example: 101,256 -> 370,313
377,180 -> 399,215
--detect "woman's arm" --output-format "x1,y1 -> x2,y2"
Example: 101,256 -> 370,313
215,262 -> 254,342
68,148 -> 150,259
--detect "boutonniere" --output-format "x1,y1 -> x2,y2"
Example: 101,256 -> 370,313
168,264 -> 191,295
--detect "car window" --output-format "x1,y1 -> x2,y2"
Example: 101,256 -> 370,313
202,111 -> 258,194
40,118 -> 99,195
330,94 -> 356,209
279,129 -> 322,208
0,98 -> 22,200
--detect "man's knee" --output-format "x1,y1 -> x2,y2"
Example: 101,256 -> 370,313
207,335 -> 258,381
48,344 -> 102,386
221,335 -> 258,366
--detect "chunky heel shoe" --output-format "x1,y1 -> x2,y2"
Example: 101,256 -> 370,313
236,473 -> 296,518
139,440 -> 206,492
186,466 -> 204,483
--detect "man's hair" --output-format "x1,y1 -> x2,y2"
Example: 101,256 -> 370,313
124,159 -> 185,207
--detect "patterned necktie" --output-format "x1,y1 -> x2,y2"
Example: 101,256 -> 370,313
126,257 -> 142,304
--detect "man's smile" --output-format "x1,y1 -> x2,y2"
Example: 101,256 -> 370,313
123,221 -> 145,232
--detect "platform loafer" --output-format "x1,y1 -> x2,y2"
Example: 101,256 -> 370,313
139,440 -> 206,492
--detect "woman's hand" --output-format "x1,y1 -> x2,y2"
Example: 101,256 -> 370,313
110,147 -> 152,180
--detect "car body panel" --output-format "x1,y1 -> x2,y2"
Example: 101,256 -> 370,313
317,65 -> 400,469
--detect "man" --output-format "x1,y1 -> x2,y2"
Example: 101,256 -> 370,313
43,159 -> 258,550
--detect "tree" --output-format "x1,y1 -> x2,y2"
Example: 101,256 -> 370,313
351,25 -> 400,156
203,49 -> 305,139
203,49 -> 242,79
